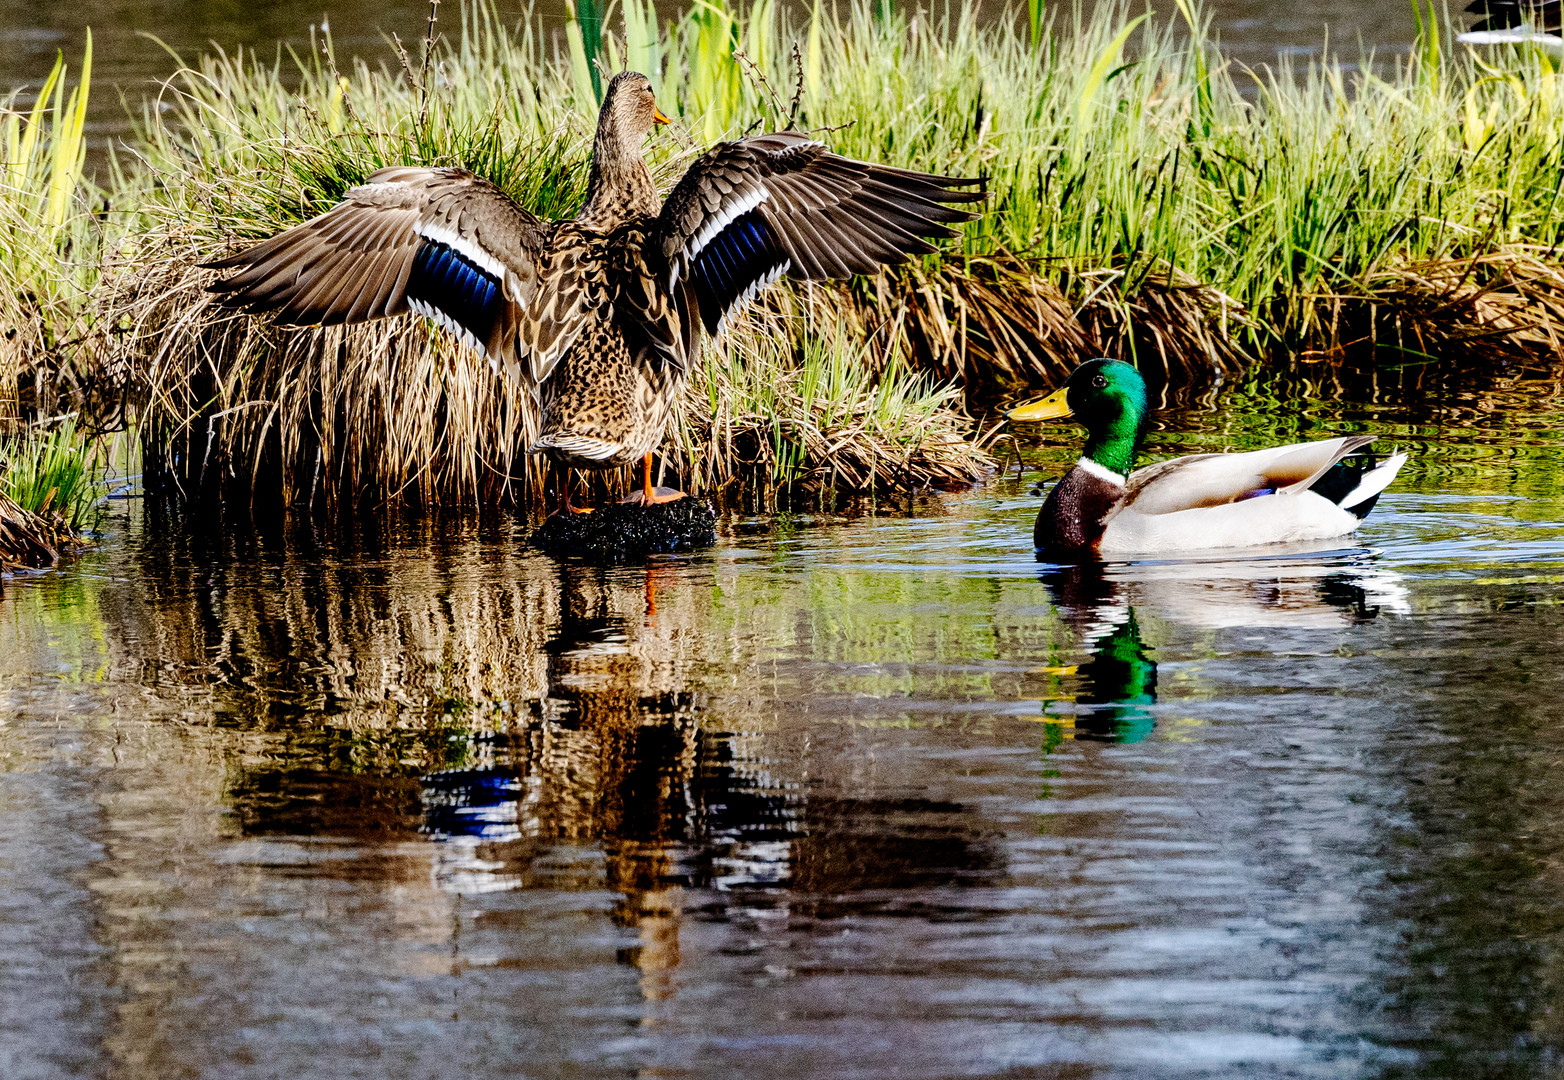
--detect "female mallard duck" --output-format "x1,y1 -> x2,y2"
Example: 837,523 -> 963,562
205,71 -> 982,511
1008,359 -> 1407,559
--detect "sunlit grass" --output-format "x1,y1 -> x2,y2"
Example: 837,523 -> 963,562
0,418 -> 110,570
0,419 -> 105,532
676,295 -> 992,505
0,33 -> 99,425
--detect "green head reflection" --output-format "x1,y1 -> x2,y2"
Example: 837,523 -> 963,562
1036,564 -> 1158,745
1074,608 -> 1157,743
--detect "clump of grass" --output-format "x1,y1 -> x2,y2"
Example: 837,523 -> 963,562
0,419 -> 106,570
1,418 -> 105,533
0,34 -> 102,427
0,489 -> 62,572
676,294 -> 996,507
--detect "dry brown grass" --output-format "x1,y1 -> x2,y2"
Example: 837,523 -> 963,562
851,257 -> 1254,388
1301,248 -> 1564,364
0,488 -> 67,572
107,228 -> 998,511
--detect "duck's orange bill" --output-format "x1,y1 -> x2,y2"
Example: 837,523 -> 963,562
653,105 -> 673,125
1006,386 -> 1071,421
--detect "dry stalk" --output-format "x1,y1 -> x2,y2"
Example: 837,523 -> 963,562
732,49 -> 792,129
419,0 -> 442,129
787,43 -> 805,129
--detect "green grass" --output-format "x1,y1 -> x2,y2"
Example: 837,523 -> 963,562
675,296 -> 993,506
1,33 -> 100,425
8,0 -> 1564,509
0,419 -> 105,532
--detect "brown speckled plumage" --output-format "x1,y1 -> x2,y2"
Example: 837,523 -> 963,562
204,70 -> 984,500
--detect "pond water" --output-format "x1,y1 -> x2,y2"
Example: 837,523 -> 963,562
4,363 -> 1564,1078
0,0 -> 1416,166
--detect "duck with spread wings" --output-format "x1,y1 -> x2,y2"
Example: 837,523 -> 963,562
204,71 -> 984,512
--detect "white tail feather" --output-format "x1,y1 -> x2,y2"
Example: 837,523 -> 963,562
1338,451 -> 1407,511
529,433 -> 623,461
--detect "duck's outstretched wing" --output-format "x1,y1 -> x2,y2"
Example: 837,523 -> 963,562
653,132 -> 984,337
204,167 -> 587,389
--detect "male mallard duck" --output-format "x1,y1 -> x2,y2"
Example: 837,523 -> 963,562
1007,359 -> 1407,559
205,71 -> 983,511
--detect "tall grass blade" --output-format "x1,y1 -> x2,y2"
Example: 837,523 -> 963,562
44,30 -> 90,231
565,0 -> 603,107
1076,13 -> 1146,142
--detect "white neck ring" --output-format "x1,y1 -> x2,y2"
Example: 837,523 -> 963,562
1075,456 -> 1127,487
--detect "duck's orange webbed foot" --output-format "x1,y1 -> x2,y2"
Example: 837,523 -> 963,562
620,486 -> 687,506
622,453 -> 687,506
550,468 -> 596,516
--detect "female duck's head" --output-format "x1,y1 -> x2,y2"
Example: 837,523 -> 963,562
597,72 -> 672,149
1008,358 -> 1149,476
583,72 -> 674,223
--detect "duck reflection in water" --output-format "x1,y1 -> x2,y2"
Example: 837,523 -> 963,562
1074,608 -> 1158,742
218,553 -> 1000,1005
420,562 -> 1002,997
421,561 -> 705,1001
1038,564 -> 1158,742
1034,551 -> 1409,743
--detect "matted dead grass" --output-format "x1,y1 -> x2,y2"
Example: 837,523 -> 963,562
0,488 -> 67,572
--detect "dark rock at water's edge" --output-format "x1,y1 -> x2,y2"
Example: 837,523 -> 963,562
531,497 -> 718,563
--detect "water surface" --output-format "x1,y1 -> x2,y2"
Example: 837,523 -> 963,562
0,0 -> 1417,163
4,363 -> 1564,1078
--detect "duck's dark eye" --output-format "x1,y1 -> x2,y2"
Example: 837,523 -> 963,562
1091,374 -> 1107,388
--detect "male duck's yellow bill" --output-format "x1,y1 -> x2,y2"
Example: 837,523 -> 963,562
1006,386 -> 1071,421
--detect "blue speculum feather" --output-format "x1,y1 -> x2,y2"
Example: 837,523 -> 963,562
692,211 -> 787,334
407,239 -> 502,346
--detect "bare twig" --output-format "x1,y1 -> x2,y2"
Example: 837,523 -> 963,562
319,38 -> 359,128
803,119 -> 857,137
391,32 -> 417,89
732,49 -> 790,129
419,0 -> 442,129
787,42 -> 805,129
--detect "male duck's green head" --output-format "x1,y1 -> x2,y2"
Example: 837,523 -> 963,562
1007,358 -> 1148,476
